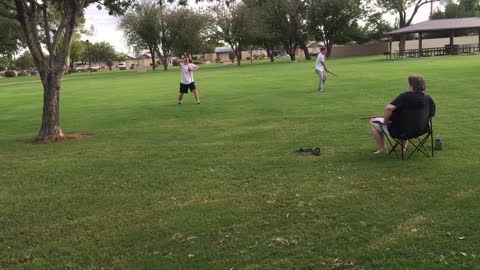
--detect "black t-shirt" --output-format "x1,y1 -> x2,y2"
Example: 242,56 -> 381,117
388,91 -> 436,137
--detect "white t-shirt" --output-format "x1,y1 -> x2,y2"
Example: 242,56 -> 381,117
315,53 -> 325,72
180,63 -> 198,84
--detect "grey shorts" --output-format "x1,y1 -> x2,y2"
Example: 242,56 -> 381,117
371,117 -> 390,136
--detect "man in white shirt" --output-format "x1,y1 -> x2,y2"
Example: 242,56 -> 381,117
315,47 -> 330,92
178,55 -> 200,104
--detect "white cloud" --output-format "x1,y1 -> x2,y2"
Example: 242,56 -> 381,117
83,6 -> 130,54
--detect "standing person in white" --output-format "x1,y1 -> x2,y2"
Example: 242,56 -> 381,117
315,47 -> 330,92
178,55 -> 200,104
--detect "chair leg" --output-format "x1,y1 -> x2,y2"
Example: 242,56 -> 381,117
406,135 -> 431,159
385,135 -> 401,159
431,131 -> 434,157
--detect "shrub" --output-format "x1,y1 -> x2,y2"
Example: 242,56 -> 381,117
106,60 -> 113,71
119,67 -> 127,70
130,64 -> 135,70
172,59 -> 179,66
4,70 -> 16,77
215,58 -> 222,64
192,56 -> 198,61
192,61 -> 203,65
253,54 -> 260,60
30,70 -> 38,76
228,52 -> 235,63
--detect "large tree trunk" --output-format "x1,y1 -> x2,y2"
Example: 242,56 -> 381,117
325,39 -> 334,57
399,34 -> 407,53
149,47 -> 156,70
299,39 -> 311,60
265,48 -> 275,62
302,44 -> 311,60
236,50 -> 242,66
162,55 -> 168,71
154,47 -> 169,71
36,71 -> 64,142
288,46 -> 296,61
284,42 -> 297,61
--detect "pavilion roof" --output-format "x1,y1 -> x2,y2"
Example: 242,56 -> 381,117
387,17 -> 480,36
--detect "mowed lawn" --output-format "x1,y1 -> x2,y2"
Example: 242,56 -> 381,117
1,55 -> 480,269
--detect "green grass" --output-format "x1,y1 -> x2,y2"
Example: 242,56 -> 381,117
1,55 -> 480,269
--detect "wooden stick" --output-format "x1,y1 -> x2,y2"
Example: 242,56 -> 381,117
360,115 -> 383,120
326,70 -> 338,76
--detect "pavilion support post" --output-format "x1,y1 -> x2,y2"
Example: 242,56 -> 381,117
478,29 -> 480,52
389,36 -> 393,59
419,32 -> 423,57
447,31 -> 455,55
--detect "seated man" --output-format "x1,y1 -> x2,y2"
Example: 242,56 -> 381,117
370,75 -> 436,154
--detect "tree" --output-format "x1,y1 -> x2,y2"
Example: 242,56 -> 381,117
307,0 -> 365,57
83,41 -> 117,63
14,50 -> 35,70
213,0 -> 251,66
106,59 -> 113,70
459,0 -> 480,16
268,0 -> 306,61
347,12 -> 393,44
431,0 -> 467,19
70,40 -> 85,65
153,4 -> 175,70
168,8 -> 214,60
119,1 -> 162,70
375,0 -> 440,52
0,14 -> 23,58
0,0 -> 134,142
242,0 -> 282,62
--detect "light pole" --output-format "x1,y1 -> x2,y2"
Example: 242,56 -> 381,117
86,39 -> 92,76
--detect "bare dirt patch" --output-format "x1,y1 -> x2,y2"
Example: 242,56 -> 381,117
21,132 -> 95,144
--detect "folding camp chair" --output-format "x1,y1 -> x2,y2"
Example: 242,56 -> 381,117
382,97 -> 435,160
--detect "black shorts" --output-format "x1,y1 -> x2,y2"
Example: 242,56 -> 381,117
179,82 -> 197,93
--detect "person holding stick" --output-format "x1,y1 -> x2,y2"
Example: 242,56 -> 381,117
178,55 -> 200,105
368,75 -> 436,154
315,47 -> 331,92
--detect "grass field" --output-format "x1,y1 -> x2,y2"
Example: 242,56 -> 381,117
1,55 -> 480,269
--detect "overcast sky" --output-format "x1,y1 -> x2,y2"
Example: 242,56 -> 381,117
83,2 -> 442,55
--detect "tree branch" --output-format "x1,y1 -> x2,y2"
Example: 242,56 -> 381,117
14,0 -> 48,70
55,0 -> 84,71
42,2 -> 53,54
51,19 -> 67,55
407,0 -> 438,26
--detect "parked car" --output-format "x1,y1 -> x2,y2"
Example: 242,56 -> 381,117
89,65 -> 100,71
75,65 -> 89,72
116,63 -> 127,70
274,53 -> 290,58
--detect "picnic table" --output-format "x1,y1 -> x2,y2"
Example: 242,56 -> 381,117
391,43 -> 480,59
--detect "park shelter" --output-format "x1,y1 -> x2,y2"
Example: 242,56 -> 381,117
386,17 -> 480,58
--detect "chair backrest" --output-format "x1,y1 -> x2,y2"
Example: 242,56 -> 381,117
391,96 -> 433,139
